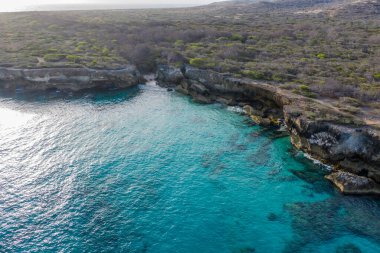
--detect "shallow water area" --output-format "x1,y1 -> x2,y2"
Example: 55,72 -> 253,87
0,83 -> 380,253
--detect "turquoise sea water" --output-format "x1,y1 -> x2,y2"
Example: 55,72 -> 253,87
1,82 -> 380,253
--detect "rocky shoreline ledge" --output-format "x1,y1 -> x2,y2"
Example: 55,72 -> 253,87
1,64 -> 379,195
0,66 -> 141,91
157,64 -> 380,195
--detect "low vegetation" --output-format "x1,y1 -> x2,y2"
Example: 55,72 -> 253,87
0,0 -> 378,103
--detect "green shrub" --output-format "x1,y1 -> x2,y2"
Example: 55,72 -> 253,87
174,40 -> 184,47
272,73 -> 292,82
339,97 -> 361,107
44,54 -> 66,62
75,47 -> 84,52
189,58 -> 212,68
231,34 -> 244,42
102,47 -> 110,56
304,92 -> 317,98
299,84 -> 310,91
216,37 -> 229,42
296,84 -> 317,98
77,41 -> 88,47
242,70 -> 265,80
374,73 -> 380,81
317,53 -> 326,59
66,55 -> 81,63
187,43 -> 203,50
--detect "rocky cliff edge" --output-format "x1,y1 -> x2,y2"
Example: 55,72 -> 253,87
157,64 -> 380,194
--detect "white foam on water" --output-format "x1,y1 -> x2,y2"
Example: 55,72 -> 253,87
227,106 -> 245,114
303,152 -> 333,171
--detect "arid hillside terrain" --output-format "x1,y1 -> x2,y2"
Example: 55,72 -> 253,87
0,0 -> 379,104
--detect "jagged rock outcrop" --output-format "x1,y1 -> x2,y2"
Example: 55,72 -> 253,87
0,66 -> 141,91
285,110 -> 380,182
156,64 -> 380,194
156,65 -> 184,87
326,171 -> 380,195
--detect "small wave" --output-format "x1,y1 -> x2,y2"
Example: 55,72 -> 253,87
227,106 -> 245,114
303,152 -> 332,171
145,80 -> 157,87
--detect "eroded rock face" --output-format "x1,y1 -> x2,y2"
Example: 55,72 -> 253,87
156,65 -> 184,87
325,171 -> 380,195
0,66 -> 141,91
285,111 -> 380,184
156,64 -> 380,192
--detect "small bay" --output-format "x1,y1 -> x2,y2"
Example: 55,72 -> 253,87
0,83 -> 379,253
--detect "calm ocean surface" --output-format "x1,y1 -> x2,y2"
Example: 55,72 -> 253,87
0,82 -> 380,253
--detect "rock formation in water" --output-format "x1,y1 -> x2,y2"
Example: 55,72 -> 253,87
325,171 -> 380,195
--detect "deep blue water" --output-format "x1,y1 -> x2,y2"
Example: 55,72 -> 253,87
1,82 -> 380,253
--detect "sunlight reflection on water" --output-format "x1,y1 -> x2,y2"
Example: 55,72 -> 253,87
0,86 -> 380,253
0,107 -> 35,128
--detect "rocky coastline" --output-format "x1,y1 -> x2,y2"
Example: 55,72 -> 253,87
157,64 -> 380,195
0,66 -> 141,92
0,63 -> 379,195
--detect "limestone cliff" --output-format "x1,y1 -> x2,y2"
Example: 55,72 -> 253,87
157,64 -> 380,194
0,66 -> 141,91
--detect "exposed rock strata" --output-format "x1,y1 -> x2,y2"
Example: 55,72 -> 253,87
0,66 -> 141,91
156,65 -> 184,87
325,171 -> 380,195
157,64 -> 380,194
